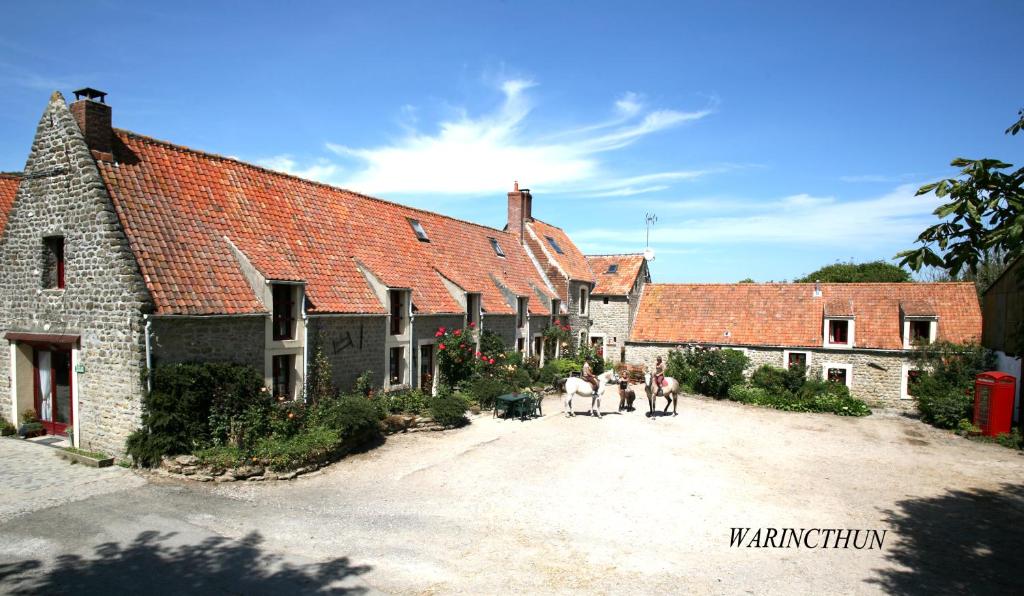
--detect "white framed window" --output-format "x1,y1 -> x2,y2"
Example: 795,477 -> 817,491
823,318 -> 854,349
822,362 -> 853,389
783,350 -> 812,370
903,317 -> 937,349
900,364 -> 923,400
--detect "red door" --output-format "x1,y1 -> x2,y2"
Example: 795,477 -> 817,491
33,348 -> 73,435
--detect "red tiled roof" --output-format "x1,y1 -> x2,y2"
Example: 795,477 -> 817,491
586,254 -> 645,295
97,130 -> 555,316
526,219 -> 595,283
0,173 -> 20,235
630,283 -> 981,350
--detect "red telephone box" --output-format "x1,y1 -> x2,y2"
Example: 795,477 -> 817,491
974,372 -> 1016,437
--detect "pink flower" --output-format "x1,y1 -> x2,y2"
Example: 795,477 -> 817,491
435,331 -> 443,337
489,358 -> 495,365
439,327 -> 446,333
439,343 -> 446,350
454,329 -> 461,337
475,351 -> 482,357
468,321 -> 476,328
459,343 -> 465,349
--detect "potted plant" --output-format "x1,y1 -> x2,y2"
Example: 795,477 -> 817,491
17,409 -> 44,439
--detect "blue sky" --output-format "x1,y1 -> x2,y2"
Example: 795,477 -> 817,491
1,0 -> 1021,282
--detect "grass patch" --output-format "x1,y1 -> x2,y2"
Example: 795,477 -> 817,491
61,447 -> 111,460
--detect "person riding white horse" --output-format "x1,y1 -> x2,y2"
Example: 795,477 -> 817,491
563,367 -> 618,418
644,360 -> 680,417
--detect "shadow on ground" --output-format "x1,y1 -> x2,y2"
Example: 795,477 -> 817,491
0,530 -> 371,595
868,482 -> 1024,595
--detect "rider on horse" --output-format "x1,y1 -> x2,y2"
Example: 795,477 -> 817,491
654,356 -> 666,396
582,360 -> 599,391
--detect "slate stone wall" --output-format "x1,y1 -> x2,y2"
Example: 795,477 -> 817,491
482,313 -> 517,347
151,317 -> 264,371
589,295 -> 629,361
310,316 -> 387,393
0,94 -> 153,456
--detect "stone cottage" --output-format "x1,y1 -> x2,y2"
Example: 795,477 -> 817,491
584,254 -> 650,363
0,89 -> 595,455
625,282 -> 982,409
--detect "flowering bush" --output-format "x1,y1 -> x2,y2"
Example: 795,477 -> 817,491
436,324 -> 484,386
543,318 -> 573,359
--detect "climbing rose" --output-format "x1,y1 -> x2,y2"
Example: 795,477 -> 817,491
454,329 -> 461,337
438,327 -> 446,334
475,351 -> 482,357
435,330 -> 443,337
468,321 -> 476,328
489,358 -> 495,365
439,343 -> 446,350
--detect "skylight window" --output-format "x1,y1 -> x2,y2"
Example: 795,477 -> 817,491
489,237 -> 505,257
605,264 -> 618,274
407,218 -> 429,242
545,235 -> 564,255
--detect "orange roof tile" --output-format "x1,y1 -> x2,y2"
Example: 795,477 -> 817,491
630,283 -> 981,350
97,130 -> 555,316
586,254 -> 645,295
0,173 -> 20,235
526,219 -> 595,283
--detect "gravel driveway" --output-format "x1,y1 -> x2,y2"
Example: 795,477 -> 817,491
1,393 -> 1022,594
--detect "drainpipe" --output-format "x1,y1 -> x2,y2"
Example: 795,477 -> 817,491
143,315 -> 153,393
407,292 -> 415,387
301,291 -> 309,402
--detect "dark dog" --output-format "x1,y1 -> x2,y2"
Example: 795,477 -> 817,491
618,380 -> 636,412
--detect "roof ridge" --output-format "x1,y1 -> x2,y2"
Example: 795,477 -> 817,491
0,172 -> 22,179
114,128 -> 512,236
647,281 -> 974,287
586,253 -> 644,258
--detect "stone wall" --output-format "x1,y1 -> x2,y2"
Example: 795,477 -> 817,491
566,280 -> 592,349
589,295 -> 629,362
309,316 -> 387,393
151,317 -> 264,371
482,313 -> 517,347
0,94 -> 153,456
625,342 -> 915,410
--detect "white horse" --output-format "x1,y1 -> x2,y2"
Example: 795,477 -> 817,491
563,369 -> 618,418
644,371 -> 681,417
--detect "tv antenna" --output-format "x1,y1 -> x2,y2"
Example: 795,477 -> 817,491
644,212 -> 658,261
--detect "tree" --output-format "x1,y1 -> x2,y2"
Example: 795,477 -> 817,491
737,278 -> 755,283
795,260 -> 911,283
896,109 -> 1024,277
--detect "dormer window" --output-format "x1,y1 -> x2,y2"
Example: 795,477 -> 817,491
42,236 -> 65,290
517,297 -> 528,329
545,235 -> 564,255
903,316 -> 937,349
489,237 -> 505,258
389,289 -> 407,335
407,218 -> 429,242
466,293 -> 481,328
823,317 -> 854,349
605,264 -> 618,274
272,284 -> 296,340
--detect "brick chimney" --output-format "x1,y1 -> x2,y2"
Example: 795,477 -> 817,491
70,88 -> 113,160
507,181 -> 533,244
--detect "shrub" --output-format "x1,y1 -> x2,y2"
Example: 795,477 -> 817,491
429,388 -> 470,428
910,341 -> 996,429
538,358 -> 580,385
306,340 -> 336,404
463,374 -> 515,410
575,343 -> 604,375
751,364 -> 807,396
728,379 -> 871,416
1,417 -> 16,436
253,427 -> 343,471
672,348 -> 748,398
307,395 -> 382,449
436,325 -> 480,386
727,384 -> 769,404
195,445 -> 247,470
353,370 -> 375,397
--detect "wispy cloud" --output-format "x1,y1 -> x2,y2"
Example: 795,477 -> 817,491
259,79 -> 714,195
567,184 -> 940,253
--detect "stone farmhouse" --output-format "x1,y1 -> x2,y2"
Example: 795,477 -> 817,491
0,89 -> 988,455
625,282 -> 982,409
0,90 -> 598,456
584,254 -> 650,363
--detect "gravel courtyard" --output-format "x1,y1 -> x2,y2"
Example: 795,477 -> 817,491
1,393 -> 1022,594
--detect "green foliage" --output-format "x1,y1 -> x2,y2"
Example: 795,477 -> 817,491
994,428 -> 1024,450
253,426 -> 343,471
574,343 -> 604,375
462,375 -> 516,410
542,319 -> 573,358
435,325 -> 480,386
429,387 -> 470,428
795,260 -> 910,283
751,364 -> 808,396
371,389 -> 428,416
538,358 -> 580,385
897,110 -> 1023,281
910,341 -> 996,429
194,445 -> 247,469
307,395 -> 382,449
307,339 -> 336,404
0,417 -> 16,436
737,278 -> 755,283
21,409 -> 38,424
668,348 -> 748,398
126,362 -> 267,467
353,370 -> 375,397
728,378 -> 871,416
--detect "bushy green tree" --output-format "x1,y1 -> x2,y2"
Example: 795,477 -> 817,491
795,260 -> 910,283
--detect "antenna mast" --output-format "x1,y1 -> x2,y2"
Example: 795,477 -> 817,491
645,212 -> 658,247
